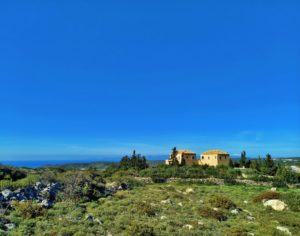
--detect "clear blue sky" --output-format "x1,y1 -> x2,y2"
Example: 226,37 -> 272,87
0,1 -> 299,160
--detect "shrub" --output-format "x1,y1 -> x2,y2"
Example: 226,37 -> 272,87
275,166 -> 299,184
127,223 -> 156,236
224,178 -> 238,185
253,191 -> 281,203
135,202 -> 156,217
225,227 -> 248,236
272,180 -> 288,188
151,176 -> 166,183
282,192 -> 300,212
59,171 -> 105,202
0,216 -> 10,231
199,207 -> 227,221
12,201 -> 46,219
0,167 -> 27,181
209,195 -> 236,209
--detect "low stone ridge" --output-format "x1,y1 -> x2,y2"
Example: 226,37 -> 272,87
0,182 -> 61,208
0,181 -> 128,232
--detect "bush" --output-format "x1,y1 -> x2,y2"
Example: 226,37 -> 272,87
151,176 -> 166,183
0,167 -> 27,181
253,191 -> 281,203
135,202 -> 156,217
272,181 -> 288,188
282,192 -> 300,212
209,195 -> 236,209
12,201 -> 46,219
224,178 -> 238,185
275,166 -> 299,184
127,223 -> 156,236
199,207 -> 227,221
58,170 -> 106,202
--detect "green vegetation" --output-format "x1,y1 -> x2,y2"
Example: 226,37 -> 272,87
4,183 -> 300,235
0,154 -> 299,235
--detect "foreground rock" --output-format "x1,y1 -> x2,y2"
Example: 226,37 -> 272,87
0,182 -> 61,208
105,182 -> 128,196
263,199 -> 287,211
276,226 -> 292,235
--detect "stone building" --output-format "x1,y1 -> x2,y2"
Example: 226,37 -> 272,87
165,149 -> 230,167
198,150 -> 230,167
165,150 -> 197,166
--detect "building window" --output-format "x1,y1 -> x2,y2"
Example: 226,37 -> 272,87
202,156 -> 204,159
219,156 -> 222,160
208,157 -> 210,160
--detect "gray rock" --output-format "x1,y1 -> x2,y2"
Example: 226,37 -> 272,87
85,214 -> 94,221
230,209 -> 239,215
276,226 -> 292,235
183,224 -> 193,230
263,200 -> 287,211
247,215 -> 255,221
40,199 -> 52,208
5,223 -> 16,231
2,189 -> 13,198
94,218 -> 103,224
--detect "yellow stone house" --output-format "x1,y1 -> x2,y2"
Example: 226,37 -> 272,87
198,150 -> 230,166
165,150 -> 197,166
165,149 -> 230,167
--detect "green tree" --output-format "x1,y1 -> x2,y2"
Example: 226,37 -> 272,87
170,147 -> 179,166
229,158 -> 234,168
239,151 -> 247,167
119,150 -> 148,170
261,153 -> 277,175
275,165 -> 298,184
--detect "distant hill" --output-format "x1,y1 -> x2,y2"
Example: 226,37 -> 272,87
41,159 -> 165,169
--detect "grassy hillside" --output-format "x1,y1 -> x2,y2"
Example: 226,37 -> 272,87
1,156 -> 300,235
4,182 -> 300,236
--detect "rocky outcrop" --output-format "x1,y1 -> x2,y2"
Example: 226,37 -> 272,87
0,182 -> 61,208
104,182 -> 128,196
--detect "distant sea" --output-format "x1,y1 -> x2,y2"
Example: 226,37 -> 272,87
0,155 -> 167,168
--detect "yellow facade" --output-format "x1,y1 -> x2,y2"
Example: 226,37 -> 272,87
198,150 -> 230,167
165,150 -> 197,166
165,149 -> 230,167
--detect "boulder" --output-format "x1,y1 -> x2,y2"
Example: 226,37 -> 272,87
183,224 -> 193,230
40,199 -> 52,208
247,216 -> 255,221
198,221 -> 204,225
263,200 -> 287,211
161,199 -> 171,204
2,189 -> 13,198
85,214 -> 95,221
276,226 -> 292,235
185,188 -> 194,194
5,223 -> 16,231
230,209 -> 239,215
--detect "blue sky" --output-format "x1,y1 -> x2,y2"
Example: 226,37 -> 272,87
0,0 -> 300,160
